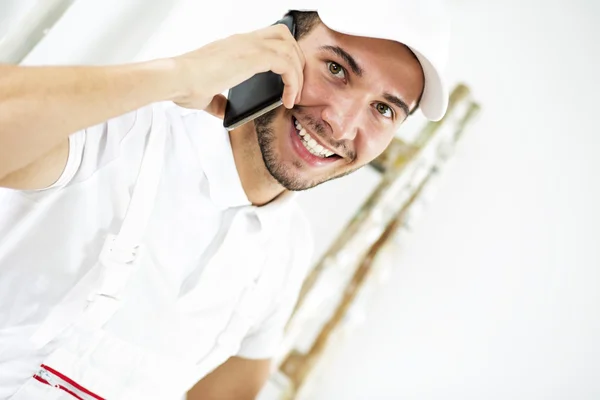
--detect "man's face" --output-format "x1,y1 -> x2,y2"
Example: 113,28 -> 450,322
255,21 -> 424,191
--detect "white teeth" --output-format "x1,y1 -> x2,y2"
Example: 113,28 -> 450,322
294,117 -> 336,158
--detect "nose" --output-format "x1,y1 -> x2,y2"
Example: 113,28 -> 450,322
321,96 -> 363,141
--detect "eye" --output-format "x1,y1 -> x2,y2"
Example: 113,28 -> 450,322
375,103 -> 394,119
327,61 -> 346,79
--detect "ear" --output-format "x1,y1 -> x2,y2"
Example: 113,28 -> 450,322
204,94 -> 227,120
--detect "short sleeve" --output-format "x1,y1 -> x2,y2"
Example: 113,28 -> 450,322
45,130 -> 86,189
235,280 -> 304,360
44,106 -> 150,190
236,209 -> 314,360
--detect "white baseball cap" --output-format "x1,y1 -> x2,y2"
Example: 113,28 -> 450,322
288,0 -> 451,121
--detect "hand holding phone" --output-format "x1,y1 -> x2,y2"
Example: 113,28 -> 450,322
170,15 -> 304,123
223,15 -> 298,130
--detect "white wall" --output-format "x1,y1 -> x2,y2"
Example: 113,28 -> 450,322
0,0 -> 39,38
20,0 -> 181,66
10,0 -> 600,399
306,1 -> 600,399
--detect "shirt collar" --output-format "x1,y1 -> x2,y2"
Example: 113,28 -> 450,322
252,190 -> 299,232
188,110 -> 250,210
184,109 -> 299,228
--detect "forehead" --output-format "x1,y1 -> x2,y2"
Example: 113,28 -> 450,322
300,22 -> 424,109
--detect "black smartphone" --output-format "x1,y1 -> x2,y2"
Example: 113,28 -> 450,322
223,14 -> 296,131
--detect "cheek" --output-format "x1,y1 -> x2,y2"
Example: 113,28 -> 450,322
299,65 -> 334,104
354,129 -> 395,164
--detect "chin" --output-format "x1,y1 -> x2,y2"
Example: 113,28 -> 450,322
264,157 -> 321,191
255,107 -> 355,191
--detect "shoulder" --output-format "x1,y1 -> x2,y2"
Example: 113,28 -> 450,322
0,104 -> 180,195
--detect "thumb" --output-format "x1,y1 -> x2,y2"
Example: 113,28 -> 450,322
204,94 -> 228,120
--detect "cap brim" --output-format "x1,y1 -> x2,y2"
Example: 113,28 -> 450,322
409,48 -> 448,121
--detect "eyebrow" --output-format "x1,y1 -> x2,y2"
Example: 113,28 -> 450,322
320,45 -> 364,77
383,92 -> 410,118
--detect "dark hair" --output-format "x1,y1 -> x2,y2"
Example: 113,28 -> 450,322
409,87 -> 423,116
288,10 -> 321,40
288,10 -> 423,116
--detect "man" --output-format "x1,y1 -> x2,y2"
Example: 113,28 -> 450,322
0,1 -> 450,399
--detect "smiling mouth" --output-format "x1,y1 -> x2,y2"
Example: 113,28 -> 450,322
292,117 -> 340,159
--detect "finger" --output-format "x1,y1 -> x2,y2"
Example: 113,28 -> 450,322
280,31 -> 305,105
266,46 -> 299,109
290,40 -> 305,104
281,61 -> 300,109
204,94 -> 228,119
270,42 -> 304,108
260,25 -> 304,105
282,86 -> 295,109
278,29 -> 305,105
251,25 -> 303,108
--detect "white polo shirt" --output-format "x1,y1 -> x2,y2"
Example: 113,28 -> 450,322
0,104 -> 313,399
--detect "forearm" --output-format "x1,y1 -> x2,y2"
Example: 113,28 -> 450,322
187,357 -> 270,400
0,59 -> 181,179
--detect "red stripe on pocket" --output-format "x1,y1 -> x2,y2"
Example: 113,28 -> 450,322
34,374 -> 85,400
40,364 -> 105,400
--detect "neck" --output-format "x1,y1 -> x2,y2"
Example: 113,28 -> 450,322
229,122 -> 285,206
